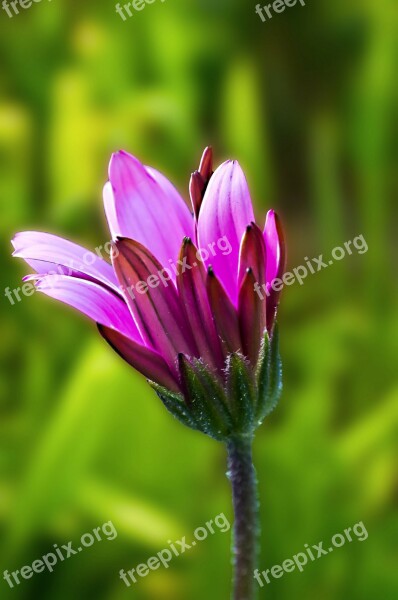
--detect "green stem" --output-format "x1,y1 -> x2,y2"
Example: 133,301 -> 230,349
227,435 -> 259,600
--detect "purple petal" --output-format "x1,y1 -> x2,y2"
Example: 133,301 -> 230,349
189,147 -> 214,221
98,325 -> 181,392
105,151 -> 194,269
264,210 -> 286,329
176,238 -> 224,370
264,210 -> 284,283
103,182 -> 118,240
35,275 -> 139,340
238,223 -> 267,289
189,170 -> 206,221
197,160 -> 255,304
112,238 -> 198,370
12,231 -> 119,293
198,146 -> 213,182
206,267 -> 242,356
238,268 -> 266,364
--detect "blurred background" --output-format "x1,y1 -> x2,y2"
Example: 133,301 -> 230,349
0,0 -> 397,598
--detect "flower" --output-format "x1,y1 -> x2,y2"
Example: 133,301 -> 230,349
12,148 -> 285,440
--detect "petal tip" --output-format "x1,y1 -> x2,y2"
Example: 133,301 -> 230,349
10,232 -> 23,253
198,146 -> 213,180
109,150 -> 136,177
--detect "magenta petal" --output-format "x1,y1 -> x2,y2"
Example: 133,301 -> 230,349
177,239 -> 224,370
113,238 -> 198,369
35,275 -> 140,340
264,210 -> 283,284
98,325 -> 181,392
103,182 -> 118,240
238,224 -> 267,361
189,147 -> 214,221
198,146 -> 213,182
238,223 -> 267,289
238,268 -> 266,364
206,267 -> 242,356
105,151 -> 194,269
264,210 -> 286,329
145,164 -> 193,226
12,231 -> 119,293
189,170 -> 205,221
197,160 -> 255,304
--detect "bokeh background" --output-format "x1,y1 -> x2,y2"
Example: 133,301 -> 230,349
1,0 -> 397,598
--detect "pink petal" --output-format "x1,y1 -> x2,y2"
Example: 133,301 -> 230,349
238,223 -> 267,289
264,210 -> 282,283
98,325 -> 181,392
189,170 -> 206,221
263,210 -> 286,329
198,146 -> 213,182
206,267 -> 242,357
35,274 -> 140,340
12,231 -> 119,293
105,151 -> 194,269
189,147 -> 214,221
238,268 -> 266,364
112,238 -> 198,370
176,238 -> 224,371
197,160 -> 255,304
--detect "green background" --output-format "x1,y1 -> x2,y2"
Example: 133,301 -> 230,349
0,0 -> 397,598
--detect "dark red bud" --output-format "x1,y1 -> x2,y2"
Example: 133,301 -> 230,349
189,171 -> 206,219
199,146 -> 213,183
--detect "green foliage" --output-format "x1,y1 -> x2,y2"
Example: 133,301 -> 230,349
256,325 -> 282,423
155,348 -> 279,441
178,355 -> 232,440
226,352 -> 256,433
149,381 -> 200,433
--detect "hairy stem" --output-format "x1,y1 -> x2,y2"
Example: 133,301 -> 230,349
227,435 -> 259,600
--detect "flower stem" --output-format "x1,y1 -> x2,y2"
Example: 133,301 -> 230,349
227,435 -> 259,600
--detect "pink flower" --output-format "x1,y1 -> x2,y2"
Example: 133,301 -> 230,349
12,148 -> 285,396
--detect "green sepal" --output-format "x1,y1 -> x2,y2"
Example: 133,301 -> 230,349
148,381 -> 203,433
225,352 -> 256,433
178,355 -> 232,441
255,323 -> 282,423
